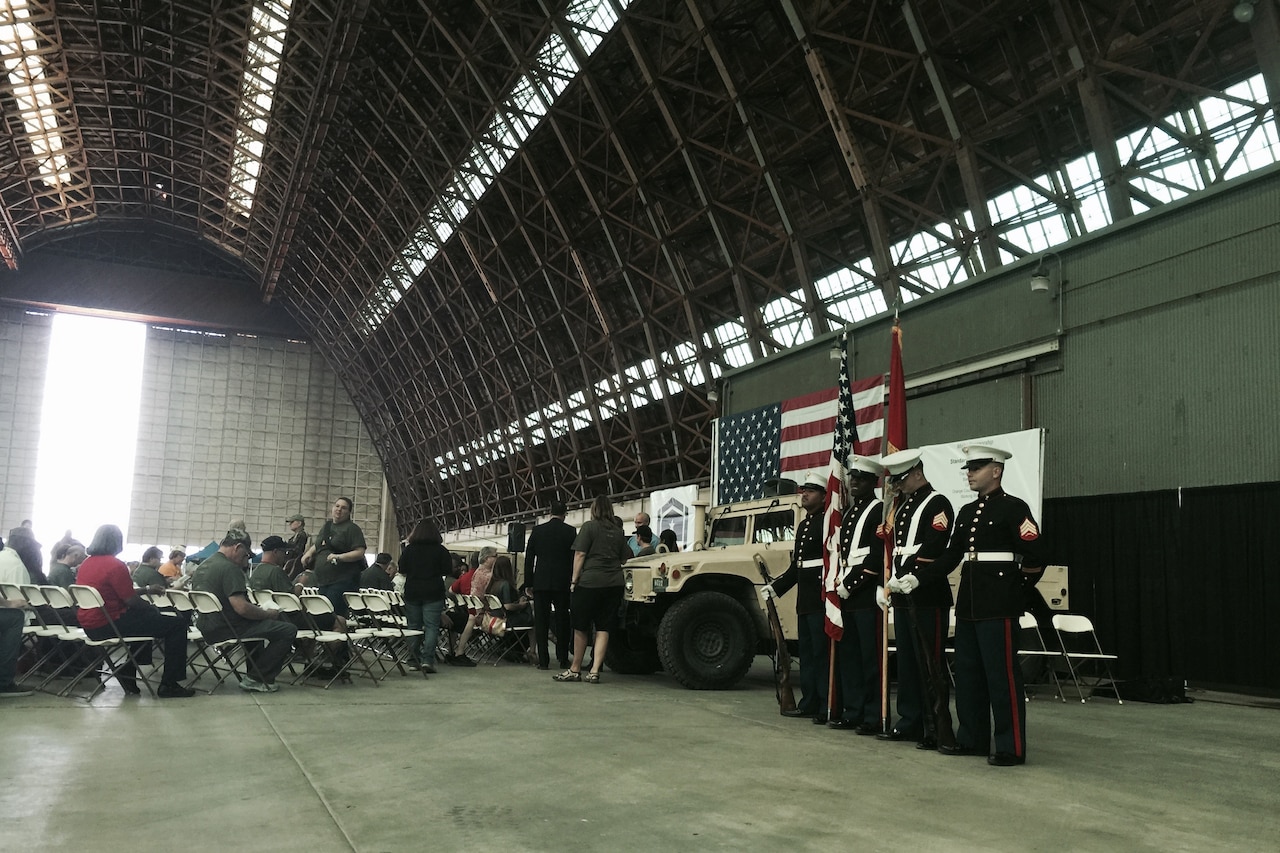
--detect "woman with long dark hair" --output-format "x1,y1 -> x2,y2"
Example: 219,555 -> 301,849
398,519 -> 452,673
75,524 -> 195,698
554,495 -> 631,683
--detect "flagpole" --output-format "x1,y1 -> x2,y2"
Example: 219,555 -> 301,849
880,314 -> 907,734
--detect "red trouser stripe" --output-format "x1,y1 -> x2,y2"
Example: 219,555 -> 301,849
1004,618 -> 1023,757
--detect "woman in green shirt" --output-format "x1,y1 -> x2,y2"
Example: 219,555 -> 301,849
554,495 -> 631,684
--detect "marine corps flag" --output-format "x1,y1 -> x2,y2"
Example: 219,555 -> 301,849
886,318 -> 907,454
880,315 -> 907,730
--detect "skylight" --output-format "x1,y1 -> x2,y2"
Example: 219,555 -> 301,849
357,0 -> 633,333
426,73 -> 1276,483
1,0 -> 70,186
227,0 -> 294,217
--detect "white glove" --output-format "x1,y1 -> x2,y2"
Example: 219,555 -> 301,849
886,575 -> 904,594
897,573 -> 920,594
875,586 -> 888,612
760,584 -> 777,601
837,584 -> 850,600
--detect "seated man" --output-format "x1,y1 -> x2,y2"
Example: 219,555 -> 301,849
249,536 -> 295,594
131,547 -> 169,589
192,529 -> 298,693
49,541 -> 86,588
360,552 -> 396,590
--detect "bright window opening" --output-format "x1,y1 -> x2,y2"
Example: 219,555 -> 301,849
31,314 -> 147,551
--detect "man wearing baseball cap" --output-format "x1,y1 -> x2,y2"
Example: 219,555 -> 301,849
285,514 -> 308,561
933,445 -> 1048,766
761,472 -> 831,721
877,448 -> 955,748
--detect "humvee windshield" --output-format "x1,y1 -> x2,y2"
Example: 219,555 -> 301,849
752,509 -> 796,544
708,514 -> 747,547
707,507 -> 796,547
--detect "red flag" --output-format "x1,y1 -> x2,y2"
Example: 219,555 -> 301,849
885,320 -> 907,454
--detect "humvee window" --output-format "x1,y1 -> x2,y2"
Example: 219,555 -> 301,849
708,515 -> 747,547
752,509 -> 796,545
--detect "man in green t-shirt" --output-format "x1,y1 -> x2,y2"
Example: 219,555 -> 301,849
300,496 -> 367,616
192,528 -> 298,693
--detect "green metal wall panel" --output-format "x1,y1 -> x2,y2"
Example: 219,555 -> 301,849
724,165 -> 1280,499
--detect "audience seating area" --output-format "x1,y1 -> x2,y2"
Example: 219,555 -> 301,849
7,583 -> 538,701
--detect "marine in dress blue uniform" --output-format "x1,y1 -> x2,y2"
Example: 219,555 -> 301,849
878,449 -> 955,748
763,472 -> 829,720
828,455 -> 885,733
935,445 -> 1048,766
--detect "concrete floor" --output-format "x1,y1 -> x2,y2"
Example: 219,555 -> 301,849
2,659 -> 1276,853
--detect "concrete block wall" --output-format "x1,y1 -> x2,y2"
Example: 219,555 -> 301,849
128,327 -> 385,550
0,308 -> 51,533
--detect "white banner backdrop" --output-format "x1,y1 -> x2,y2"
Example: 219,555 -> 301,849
910,427 -> 1045,524
649,484 -> 700,549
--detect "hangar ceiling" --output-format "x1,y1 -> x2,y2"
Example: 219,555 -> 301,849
1,0 -> 1274,530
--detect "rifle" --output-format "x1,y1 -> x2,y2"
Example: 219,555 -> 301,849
904,594 -> 957,749
755,554 -> 796,714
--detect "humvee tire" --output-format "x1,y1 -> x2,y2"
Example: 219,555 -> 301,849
604,629 -> 662,675
656,590 -> 755,690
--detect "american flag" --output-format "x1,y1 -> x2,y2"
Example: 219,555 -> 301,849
715,374 -> 884,504
823,335 -> 856,641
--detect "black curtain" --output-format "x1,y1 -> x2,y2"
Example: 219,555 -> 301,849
1041,481 -> 1280,693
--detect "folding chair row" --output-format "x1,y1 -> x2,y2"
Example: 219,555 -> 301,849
1015,612 -> 1121,704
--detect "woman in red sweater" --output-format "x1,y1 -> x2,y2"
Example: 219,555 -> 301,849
75,524 -> 195,698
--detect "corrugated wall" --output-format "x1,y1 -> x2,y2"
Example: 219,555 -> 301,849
0,308 -> 51,532
129,328 -> 386,550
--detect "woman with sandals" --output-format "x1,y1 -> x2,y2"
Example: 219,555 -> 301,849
554,495 -> 631,684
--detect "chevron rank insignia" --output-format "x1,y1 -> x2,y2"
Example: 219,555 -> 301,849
932,512 -> 949,531
1019,518 -> 1039,540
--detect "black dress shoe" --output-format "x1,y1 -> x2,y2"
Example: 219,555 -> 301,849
938,744 -> 985,757
876,728 -> 918,741
915,737 -> 938,750
827,718 -> 860,730
536,663 -> 549,670
988,752 -> 1025,766
781,708 -> 815,718
854,722 -> 880,736
157,682 -> 196,698
811,713 -> 829,725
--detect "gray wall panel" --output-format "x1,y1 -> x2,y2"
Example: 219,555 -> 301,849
0,309 -> 51,532
129,328 -> 385,551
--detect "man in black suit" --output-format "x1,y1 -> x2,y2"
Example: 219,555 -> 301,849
524,501 -> 577,670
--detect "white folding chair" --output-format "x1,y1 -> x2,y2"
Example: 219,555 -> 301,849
26,585 -> 89,693
67,584 -> 160,699
187,589 -> 270,692
359,592 -> 425,677
301,594 -> 379,688
1018,613 -> 1065,701
161,589 -> 215,689
480,594 -> 533,667
272,592 -> 343,683
1052,613 -> 1122,704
